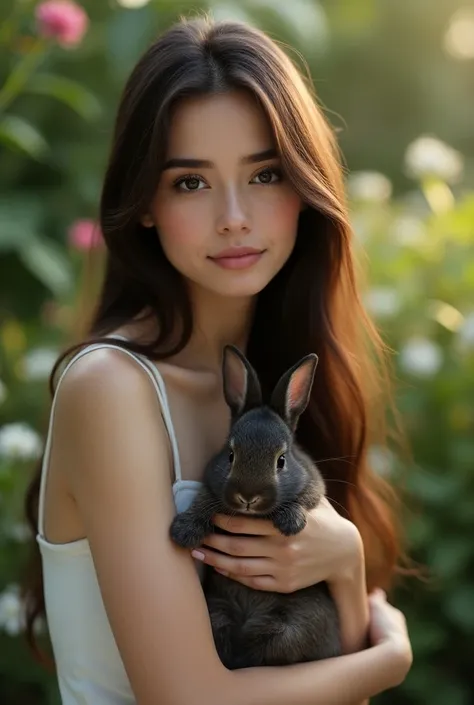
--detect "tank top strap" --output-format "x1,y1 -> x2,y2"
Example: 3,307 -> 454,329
37,336 -> 182,538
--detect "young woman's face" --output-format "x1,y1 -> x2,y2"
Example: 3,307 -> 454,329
147,90 -> 302,299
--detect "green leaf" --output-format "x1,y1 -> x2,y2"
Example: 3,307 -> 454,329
409,620 -> 446,655
18,235 -> 73,296
26,73 -> 102,122
0,114 -> 48,160
251,0 -> 329,51
105,7 -> 156,80
406,467 -> 463,505
445,586 -> 474,632
429,538 -> 472,579
0,196 -> 42,252
211,2 -> 254,25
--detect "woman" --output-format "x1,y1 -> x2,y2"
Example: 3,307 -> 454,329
23,14 -> 412,705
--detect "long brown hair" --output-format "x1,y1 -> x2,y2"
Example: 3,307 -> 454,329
23,14 -> 407,664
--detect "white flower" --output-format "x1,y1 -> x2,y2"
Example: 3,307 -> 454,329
391,215 -> 426,247
364,286 -> 401,318
347,171 -> 392,203
0,379 -> 7,405
458,312 -> 474,347
0,585 -> 25,636
367,445 -> 395,478
444,7 -> 474,61
404,135 -> 464,183
399,337 -> 443,377
22,347 -> 58,381
116,0 -> 151,7
0,423 -> 43,461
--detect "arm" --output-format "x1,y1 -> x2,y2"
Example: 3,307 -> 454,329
330,527 -> 369,655
329,530 -> 370,705
56,349 -> 410,705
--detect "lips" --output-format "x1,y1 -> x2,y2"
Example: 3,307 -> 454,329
209,247 -> 265,271
211,247 -> 264,260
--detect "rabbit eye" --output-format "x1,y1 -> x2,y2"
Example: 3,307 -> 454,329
277,454 -> 286,470
229,450 -> 234,463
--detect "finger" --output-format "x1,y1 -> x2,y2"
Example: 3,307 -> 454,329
370,588 -> 387,599
202,532 -> 270,557
224,572 -> 278,592
191,548 -> 273,578
212,513 -> 280,536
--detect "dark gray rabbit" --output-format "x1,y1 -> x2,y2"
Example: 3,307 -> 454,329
170,345 -> 341,669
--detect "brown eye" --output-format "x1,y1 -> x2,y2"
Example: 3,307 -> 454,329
277,454 -> 286,470
181,176 -> 201,191
252,167 -> 282,185
258,169 -> 272,183
174,175 -> 204,192
229,450 -> 234,463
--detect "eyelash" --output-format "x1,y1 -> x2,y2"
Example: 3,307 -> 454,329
172,166 -> 283,192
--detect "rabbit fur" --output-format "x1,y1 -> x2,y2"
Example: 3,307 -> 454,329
170,345 -> 341,668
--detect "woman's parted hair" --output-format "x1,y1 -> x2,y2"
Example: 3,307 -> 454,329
23,14 -> 406,664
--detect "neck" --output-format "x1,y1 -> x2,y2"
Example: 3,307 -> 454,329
176,283 -> 256,373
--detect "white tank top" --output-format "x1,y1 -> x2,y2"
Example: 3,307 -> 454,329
36,338 -> 203,704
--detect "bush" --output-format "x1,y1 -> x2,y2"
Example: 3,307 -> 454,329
1,2 -> 473,703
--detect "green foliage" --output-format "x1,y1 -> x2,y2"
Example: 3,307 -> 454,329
352,184 -> 474,705
0,1 -> 473,704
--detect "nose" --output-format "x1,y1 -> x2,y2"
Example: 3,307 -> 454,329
216,189 -> 250,235
235,493 -> 261,508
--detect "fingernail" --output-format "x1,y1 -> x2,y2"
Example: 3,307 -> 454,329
215,568 -> 229,576
191,550 -> 205,561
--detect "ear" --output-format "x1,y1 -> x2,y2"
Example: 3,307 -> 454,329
222,345 -> 262,418
270,354 -> 318,430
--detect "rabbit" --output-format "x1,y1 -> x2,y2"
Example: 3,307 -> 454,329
170,345 -> 341,669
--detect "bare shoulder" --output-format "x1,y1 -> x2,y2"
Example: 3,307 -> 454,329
49,346 -> 226,704
53,345 -> 173,495
56,345 -> 159,408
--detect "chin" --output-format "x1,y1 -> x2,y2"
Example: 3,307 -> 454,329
207,279 -> 271,298
199,265 -> 283,298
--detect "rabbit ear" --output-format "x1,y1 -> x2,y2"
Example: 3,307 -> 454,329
270,354 -> 318,430
222,345 -> 262,417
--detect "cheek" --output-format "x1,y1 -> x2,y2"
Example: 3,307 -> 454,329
156,206 -> 196,248
259,190 -> 302,243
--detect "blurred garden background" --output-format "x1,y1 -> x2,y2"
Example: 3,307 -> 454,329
0,0 -> 473,703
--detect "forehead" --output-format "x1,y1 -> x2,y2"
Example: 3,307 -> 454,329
166,90 -> 275,158
230,408 -> 290,450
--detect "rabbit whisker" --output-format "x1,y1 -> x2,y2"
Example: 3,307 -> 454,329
324,478 -> 357,489
208,498 -> 221,509
327,497 -> 350,519
315,455 -> 356,465
217,509 -> 240,532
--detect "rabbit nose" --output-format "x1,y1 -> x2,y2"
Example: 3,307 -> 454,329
236,493 -> 261,507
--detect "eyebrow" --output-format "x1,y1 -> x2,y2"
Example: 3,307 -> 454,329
162,148 -> 278,171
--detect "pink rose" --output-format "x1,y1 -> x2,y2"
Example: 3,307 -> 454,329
67,219 -> 102,251
35,1 -> 89,48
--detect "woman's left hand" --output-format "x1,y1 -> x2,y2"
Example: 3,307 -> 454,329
192,497 -> 364,593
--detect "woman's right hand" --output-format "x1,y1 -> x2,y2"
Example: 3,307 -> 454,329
368,589 -> 413,682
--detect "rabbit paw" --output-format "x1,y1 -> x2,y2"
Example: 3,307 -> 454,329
170,513 -> 209,548
272,506 -> 307,536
